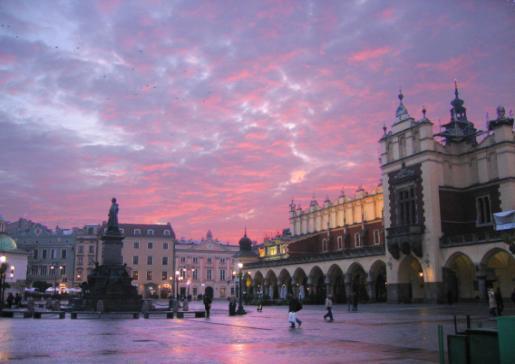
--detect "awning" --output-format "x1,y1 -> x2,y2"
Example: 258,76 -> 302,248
494,210 -> 515,231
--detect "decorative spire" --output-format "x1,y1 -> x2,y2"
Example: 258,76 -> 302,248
422,105 -> 427,119
454,79 -> 459,99
395,88 -> 410,121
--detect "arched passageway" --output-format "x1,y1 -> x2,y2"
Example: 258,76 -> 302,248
398,255 -> 424,303
481,248 -> 515,299
327,264 -> 346,303
265,270 -> 278,300
278,269 -> 292,300
292,267 -> 307,301
347,263 -> 368,303
308,266 -> 325,304
443,253 -> 476,302
369,260 -> 387,302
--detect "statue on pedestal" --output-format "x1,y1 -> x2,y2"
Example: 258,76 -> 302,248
107,198 -> 119,233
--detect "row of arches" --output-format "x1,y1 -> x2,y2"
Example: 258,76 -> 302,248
245,247 -> 514,304
246,260 -> 387,304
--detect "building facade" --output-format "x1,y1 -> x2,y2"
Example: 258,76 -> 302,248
7,219 -> 76,288
243,86 -> 515,304
74,224 -> 101,285
175,231 -> 239,299
0,219 -> 28,297
380,87 -> 515,303
245,188 -> 386,304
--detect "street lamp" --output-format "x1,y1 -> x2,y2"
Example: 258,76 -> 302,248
236,262 -> 246,315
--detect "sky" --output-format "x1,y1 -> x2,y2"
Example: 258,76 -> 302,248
1,0 -> 514,243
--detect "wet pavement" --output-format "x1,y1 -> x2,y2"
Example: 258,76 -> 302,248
0,301 -> 511,363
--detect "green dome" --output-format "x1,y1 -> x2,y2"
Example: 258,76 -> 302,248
0,233 -> 17,251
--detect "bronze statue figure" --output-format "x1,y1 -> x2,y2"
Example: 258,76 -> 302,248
107,198 -> 119,232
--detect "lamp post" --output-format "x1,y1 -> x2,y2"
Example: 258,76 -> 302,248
236,262 -> 246,315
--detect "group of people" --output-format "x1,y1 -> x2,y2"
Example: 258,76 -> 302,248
5,292 -> 22,308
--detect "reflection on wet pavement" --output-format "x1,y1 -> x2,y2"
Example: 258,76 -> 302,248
0,302 -> 510,363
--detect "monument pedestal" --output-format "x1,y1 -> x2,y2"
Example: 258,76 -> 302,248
84,228 -> 142,312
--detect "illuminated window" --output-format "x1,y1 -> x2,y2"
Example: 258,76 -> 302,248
133,270 -> 139,280
146,271 -> 152,280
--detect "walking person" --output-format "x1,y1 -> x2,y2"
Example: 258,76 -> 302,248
6,292 -> 14,308
495,287 -> 504,316
488,288 -> 497,317
257,285 -> 263,312
14,293 -> 21,307
203,294 -> 212,319
288,294 -> 303,328
324,295 -> 334,322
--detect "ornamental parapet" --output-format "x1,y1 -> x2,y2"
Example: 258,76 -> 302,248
386,224 -> 424,259
439,230 -> 503,248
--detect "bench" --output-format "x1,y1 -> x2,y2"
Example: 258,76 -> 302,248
0,310 -> 33,318
33,311 -> 65,319
70,311 -> 139,319
176,311 -> 205,319
143,311 -> 175,319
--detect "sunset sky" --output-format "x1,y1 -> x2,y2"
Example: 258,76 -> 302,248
1,1 -> 514,243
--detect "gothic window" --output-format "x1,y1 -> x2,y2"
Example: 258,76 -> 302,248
354,232 -> 361,247
476,195 -> 492,226
396,185 -> 418,225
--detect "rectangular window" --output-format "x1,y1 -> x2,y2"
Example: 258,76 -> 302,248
147,271 -> 152,281
207,257 -> 212,264
33,249 -> 38,259
134,241 -> 139,249
162,257 -> 168,265
61,266 -> 66,275
192,269 -> 198,280
373,230 -> 381,245
180,269 -> 186,279
180,257 -> 186,263
147,256 -> 153,265
77,256 -> 83,265
78,245 -> 84,254
220,269 -> 226,281
322,239 -> 328,252
192,257 -> 198,264
31,265 -> 38,276
207,269 -> 212,281
133,270 -> 139,280
147,229 -> 154,236
40,265 -> 47,276
88,245 -> 94,254
61,249 -> 67,259
268,246 -> 277,256
162,271 -> 167,281
134,229 -> 141,235
51,249 -> 56,259
476,195 -> 492,226
354,232 -> 361,247
148,242 -> 153,249
88,256 -> 95,265
133,256 -> 139,265
220,258 -> 225,264
397,185 -> 417,225
337,236 -> 343,250
42,249 -> 47,259
163,242 -> 169,250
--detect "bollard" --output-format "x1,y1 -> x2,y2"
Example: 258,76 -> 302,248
437,325 -> 445,364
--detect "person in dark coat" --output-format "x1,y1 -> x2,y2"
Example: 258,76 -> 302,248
495,287 -> 504,316
6,293 -> 14,308
203,294 -> 212,318
14,293 -> 22,307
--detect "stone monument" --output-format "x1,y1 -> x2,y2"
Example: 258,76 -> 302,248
82,198 -> 142,312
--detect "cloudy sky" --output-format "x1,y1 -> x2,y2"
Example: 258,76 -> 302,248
1,0 -> 514,242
